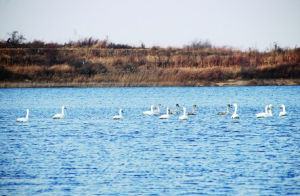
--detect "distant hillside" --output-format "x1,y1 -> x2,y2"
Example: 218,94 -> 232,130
0,38 -> 300,87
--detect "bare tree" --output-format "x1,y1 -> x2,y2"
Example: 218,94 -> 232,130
7,31 -> 26,46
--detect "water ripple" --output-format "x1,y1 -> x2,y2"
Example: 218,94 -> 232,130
0,86 -> 300,195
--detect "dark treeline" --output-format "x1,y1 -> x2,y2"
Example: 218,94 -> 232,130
0,31 -> 300,86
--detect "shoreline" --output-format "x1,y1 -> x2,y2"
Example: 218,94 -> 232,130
1,79 -> 299,88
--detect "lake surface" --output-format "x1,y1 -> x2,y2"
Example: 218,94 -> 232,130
0,86 -> 299,195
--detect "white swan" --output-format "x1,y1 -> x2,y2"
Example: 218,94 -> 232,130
267,104 -> 274,117
153,104 -> 162,115
159,107 -> 170,119
179,107 -> 188,120
279,104 -> 287,116
170,104 -> 180,114
143,105 -> 155,115
16,109 -> 29,122
231,104 -> 239,119
53,106 -> 67,119
217,104 -> 230,115
187,105 -> 197,115
256,105 -> 269,118
113,109 -> 123,120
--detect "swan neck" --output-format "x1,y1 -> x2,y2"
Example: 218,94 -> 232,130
233,105 -> 237,114
26,110 -> 29,119
264,105 -> 268,113
282,105 -> 286,112
268,108 -> 272,115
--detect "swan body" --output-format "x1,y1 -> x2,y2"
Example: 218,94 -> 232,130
143,105 -> 155,115
179,107 -> 188,120
231,104 -> 239,119
113,109 -> 123,120
279,104 -> 287,116
53,106 -> 67,119
153,104 -> 162,115
16,109 -> 29,122
256,105 -> 269,118
218,104 -> 231,115
187,105 -> 197,115
159,107 -> 170,119
169,104 -> 180,114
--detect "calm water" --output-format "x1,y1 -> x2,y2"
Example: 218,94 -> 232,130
0,86 -> 299,195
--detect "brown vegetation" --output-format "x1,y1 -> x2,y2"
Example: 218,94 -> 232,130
0,34 -> 299,87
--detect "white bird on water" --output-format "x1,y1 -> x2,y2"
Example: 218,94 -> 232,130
143,105 -> 155,115
113,109 -> 123,120
231,104 -> 239,119
279,104 -> 287,116
217,104 -> 231,115
179,107 -> 188,120
169,104 -> 180,114
187,105 -> 197,115
256,105 -> 270,118
53,106 -> 67,119
153,104 -> 162,115
159,107 -> 170,119
267,104 -> 274,117
16,109 -> 29,122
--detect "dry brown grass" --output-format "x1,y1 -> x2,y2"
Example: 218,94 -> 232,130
6,65 -> 43,75
0,46 -> 299,85
48,64 -> 74,72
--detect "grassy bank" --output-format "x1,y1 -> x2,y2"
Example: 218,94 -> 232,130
0,38 -> 299,87
1,79 -> 300,88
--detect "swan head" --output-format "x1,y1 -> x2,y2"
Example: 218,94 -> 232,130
193,105 -> 197,108
268,104 -> 274,109
157,104 -> 162,108
176,104 -> 180,107
26,109 -> 29,113
231,103 -> 237,107
227,104 -> 231,108
119,109 -> 123,113
62,106 -> 67,110
150,105 -> 155,109
280,104 -> 285,108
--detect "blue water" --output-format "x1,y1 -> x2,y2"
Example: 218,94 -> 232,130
0,86 -> 300,195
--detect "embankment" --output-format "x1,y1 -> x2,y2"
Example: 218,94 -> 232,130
0,44 -> 299,87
